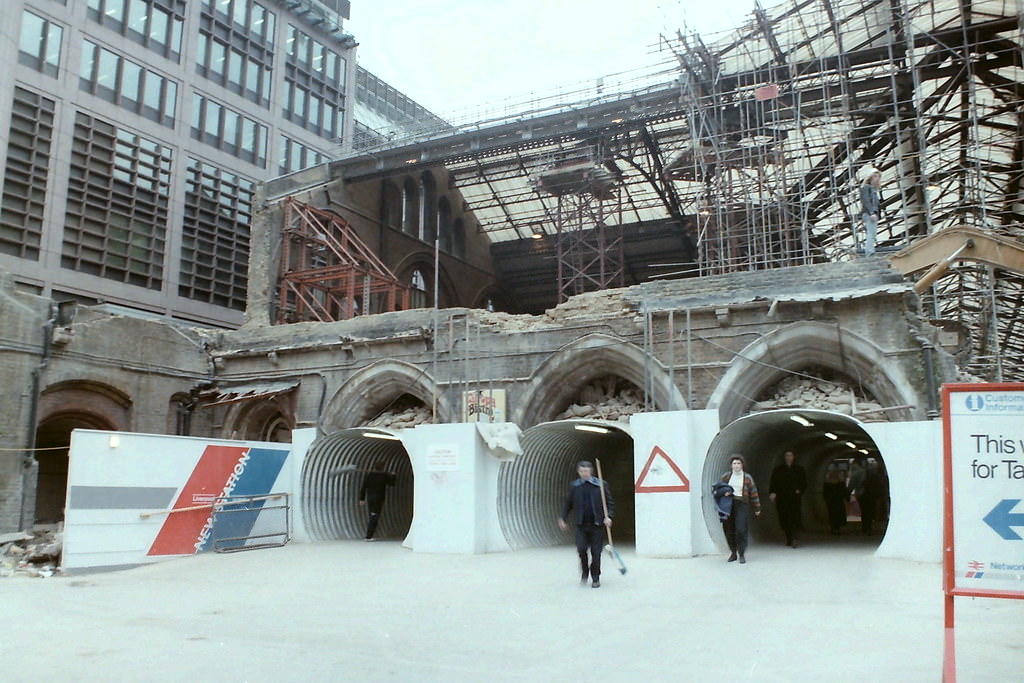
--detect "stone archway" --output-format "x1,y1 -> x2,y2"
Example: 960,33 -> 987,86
34,380 -> 131,523
513,333 -> 686,428
708,321 -> 921,425
322,360 -> 445,431
223,397 -> 295,442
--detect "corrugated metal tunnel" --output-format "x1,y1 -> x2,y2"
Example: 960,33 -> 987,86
702,409 -> 888,548
301,428 -> 414,541
498,420 -> 635,549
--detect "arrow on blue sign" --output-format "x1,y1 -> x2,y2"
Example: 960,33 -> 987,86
983,499 -> 1024,540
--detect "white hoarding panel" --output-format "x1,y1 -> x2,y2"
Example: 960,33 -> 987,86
64,430 -> 293,570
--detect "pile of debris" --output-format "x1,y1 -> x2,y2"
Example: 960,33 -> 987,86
1,526 -> 63,578
751,375 -> 888,421
556,377 -> 644,423
364,403 -> 433,429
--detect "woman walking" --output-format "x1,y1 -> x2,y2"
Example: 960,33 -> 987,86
718,455 -> 761,564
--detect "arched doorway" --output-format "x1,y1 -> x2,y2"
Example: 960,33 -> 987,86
702,409 -> 889,549
34,413 -> 113,523
300,428 -> 414,541
34,380 -> 130,523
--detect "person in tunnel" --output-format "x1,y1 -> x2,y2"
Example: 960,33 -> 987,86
718,455 -> 761,564
769,450 -> 807,548
359,460 -> 396,541
558,460 -> 614,588
856,459 -> 886,535
822,462 -> 848,535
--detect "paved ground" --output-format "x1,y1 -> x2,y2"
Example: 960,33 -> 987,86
2,536 -> 1020,681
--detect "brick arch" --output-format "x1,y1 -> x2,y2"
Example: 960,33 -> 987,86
222,397 -> 295,442
38,379 -> 132,430
322,360 -> 445,431
513,333 -> 686,428
707,321 -> 920,424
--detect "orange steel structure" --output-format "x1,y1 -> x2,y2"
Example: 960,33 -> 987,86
276,198 -> 411,323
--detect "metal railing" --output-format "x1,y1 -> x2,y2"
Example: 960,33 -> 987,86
211,493 -> 291,553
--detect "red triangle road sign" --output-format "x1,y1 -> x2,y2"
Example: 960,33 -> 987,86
635,445 -> 690,493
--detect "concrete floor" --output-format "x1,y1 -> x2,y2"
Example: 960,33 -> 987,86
1,537 -> 1020,682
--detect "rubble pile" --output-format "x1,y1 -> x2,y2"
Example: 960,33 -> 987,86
556,377 -> 645,423
751,375 -> 888,421
364,403 -> 433,429
1,526 -> 63,578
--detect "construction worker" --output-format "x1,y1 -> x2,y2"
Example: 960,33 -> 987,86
859,165 -> 882,255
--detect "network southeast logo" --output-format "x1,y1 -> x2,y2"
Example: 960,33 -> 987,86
963,393 -> 1024,413
966,560 -> 984,578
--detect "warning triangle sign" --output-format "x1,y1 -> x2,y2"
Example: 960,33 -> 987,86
635,445 -> 690,493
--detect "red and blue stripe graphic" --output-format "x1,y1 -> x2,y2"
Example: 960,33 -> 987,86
148,445 -> 288,556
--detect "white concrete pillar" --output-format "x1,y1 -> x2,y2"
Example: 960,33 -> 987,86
402,422 -> 514,554
632,410 -> 719,557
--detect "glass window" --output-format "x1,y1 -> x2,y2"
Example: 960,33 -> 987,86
143,72 -> 163,110
45,23 -> 63,69
286,25 -> 296,56
241,118 -> 256,153
80,41 -> 96,80
128,0 -> 149,35
246,61 -> 260,94
196,33 -> 208,68
191,92 -> 203,130
164,80 -> 177,120
231,0 -> 247,27
204,100 -> 220,137
223,108 -> 238,146
210,40 -> 226,76
308,95 -> 320,129
97,48 -> 119,89
105,0 -> 126,24
170,15 -> 183,53
263,9 -> 275,41
19,12 -> 45,55
228,48 -> 244,86
149,7 -> 169,45
251,4 -> 265,34
121,60 -> 142,102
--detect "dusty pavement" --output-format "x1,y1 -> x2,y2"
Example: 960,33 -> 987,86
2,538 -> 1020,682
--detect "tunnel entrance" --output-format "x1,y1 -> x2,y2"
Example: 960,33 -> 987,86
702,410 -> 890,549
497,420 -> 634,549
301,428 -> 414,541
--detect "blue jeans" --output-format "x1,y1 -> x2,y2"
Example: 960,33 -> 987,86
861,213 -> 877,255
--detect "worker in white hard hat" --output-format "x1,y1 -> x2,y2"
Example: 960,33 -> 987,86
859,165 -> 882,255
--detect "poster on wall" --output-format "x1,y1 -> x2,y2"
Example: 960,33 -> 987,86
462,389 -> 506,423
943,382 -> 1024,598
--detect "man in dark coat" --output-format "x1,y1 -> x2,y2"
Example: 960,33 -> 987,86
359,460 -> 396,541
558,460 -> 614,588
769,450 -> 807,547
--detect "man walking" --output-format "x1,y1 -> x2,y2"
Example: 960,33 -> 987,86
359,460 -> 396,541
769,450 -> 807,547
558,461 -> 614,588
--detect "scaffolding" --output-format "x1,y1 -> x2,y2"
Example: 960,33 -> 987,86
662,0 -> 1024,380
276,198 -> 412,323
319,0 -> 1023,380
